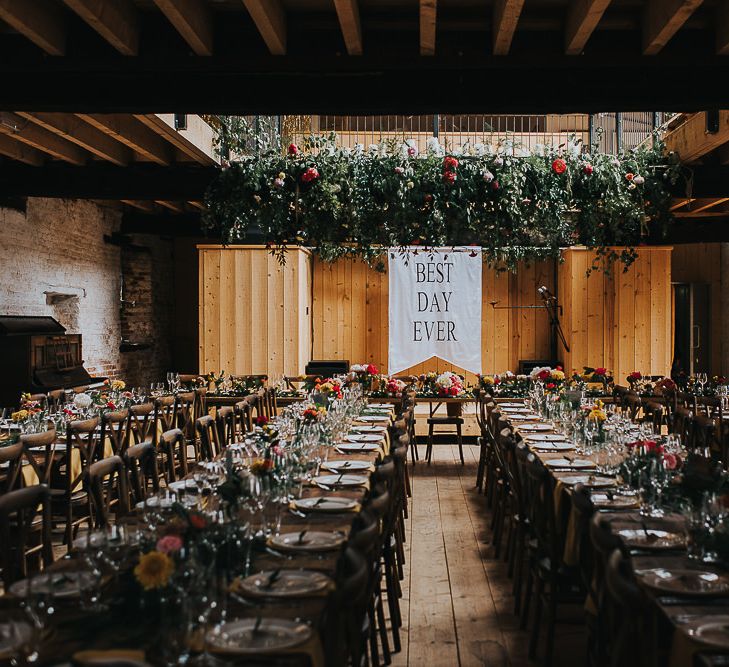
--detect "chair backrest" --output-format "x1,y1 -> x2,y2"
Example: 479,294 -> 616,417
66,417 -> 102,490
0,441 -> 25,493
193,386 -> 208,422
0,485 -> 54,586
692,414 -> 717,455
20,428 -> 57,485
100,408 -> 130,456
159,428 -> 187,482
196,415 -> 220,460
642,400 -> 664,433
571,483 -> 596,599
671,405 -> 693,447
128,403 -> 156,446
173,391 -> 196,441
87,455 -> 130,528
124,442 -> 160,505
47,388 -> 67,411
589,514 -> 625,614
623,393 -> 642,420
154,396 -> 176,435
216,406 -> 237,449
523,452 -> 560,566
234,398 -> 254,435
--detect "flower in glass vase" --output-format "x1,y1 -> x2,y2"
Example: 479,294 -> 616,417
316,378 -> 343,399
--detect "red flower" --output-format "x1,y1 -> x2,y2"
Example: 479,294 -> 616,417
424,194 -> 433,202
189,513 -> 207,530
301,167 -> 319,183
546,382 -> 556,390
663,453 -> 679,470
628,371 -> 642,381
556,365 -> 563,371
583,164 -> 593,175
63,408 -> 73,416
106,401 -> 116,410
443,170 -> 457,184
552,158 -> 567,174
288,143 -> 299,156
493,377 -> 501,385
366,363 -> 379,375
449,386 -> 458,396
443,156 -> 459,171
537,369 -> 550,381
491,180 -> 500,190
625,172 -> 634,181
255,415 -> 269,426
594,367 -> 607,376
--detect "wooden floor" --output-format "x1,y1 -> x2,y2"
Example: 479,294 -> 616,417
391,441 -> 585,667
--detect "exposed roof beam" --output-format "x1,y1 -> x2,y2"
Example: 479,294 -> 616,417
76,114 -> 173,165
662,110 -> 729,162
674,210 -> 729,218
242,0 -> 286,55
132,114 -> 217,165
420,0 -> 437,56
689,197 -> 729,213
121,200 -> 157,212
643,0 -> 704,55
0,133 -> 45,166
493,0 -> 525,55
0,0 -> 65,55
670,198 -> 693,211
565,0 -> 612,55
0,113 -> 85,164
16,112 -> 131,166
154,200 -> 186,213
152,0 -> 213,56
334,0 -> 362,55
188,200 -> 206,211
718,0 -> 729,55
62,0 -> 139,55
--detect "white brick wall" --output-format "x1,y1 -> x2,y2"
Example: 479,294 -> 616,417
0,198 -> 123,377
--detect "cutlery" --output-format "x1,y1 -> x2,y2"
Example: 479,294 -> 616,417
252,616 -> 263,635
263,569 -> 281,589
297,530 -> 308,544
289,508 -> 307,518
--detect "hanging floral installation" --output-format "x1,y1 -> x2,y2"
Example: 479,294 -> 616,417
203,134 -> 683,271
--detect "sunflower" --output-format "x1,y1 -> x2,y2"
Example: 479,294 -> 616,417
134,551 -> 175,590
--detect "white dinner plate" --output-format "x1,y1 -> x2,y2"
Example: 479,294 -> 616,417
345,434 -> 382,443
546,458 -> 595,469
517,423 -> 552,432
313,474 -> 368,488
526,434 -> 567,443
322,460 -> 372,473
336,443 -> 380,453
293,496 -> 358,513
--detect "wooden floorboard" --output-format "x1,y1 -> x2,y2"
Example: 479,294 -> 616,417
391,442 -> 582,666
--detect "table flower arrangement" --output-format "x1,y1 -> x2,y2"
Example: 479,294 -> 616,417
350,363 -> 379,392
435,371 -> 465,397
530,366 -> 566,393
479,371 -> 530,398
313,377 -> 343,400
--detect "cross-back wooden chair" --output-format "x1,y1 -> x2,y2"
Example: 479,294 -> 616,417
216,406 -> 237,449
196,415 -> 221,461
159,428 -> 188,482
20,429 -> 58,487
174,391 -> 196,441
56,417 -> 100,545
100,408 -> 130,456
128,403 -> 157,447
124,442 -> 160,506
47,388 -> 67,411
0,441 -> 25,493
0,485 -> 54,587
622,393 -> 642,421
87,455 -> 130,528
234,399 -> 254,437
693,414 -> 718,457
642,400 -> 664,434
193,386 -> 208,422
671,405 -> 694,448
153,396 -> 176,437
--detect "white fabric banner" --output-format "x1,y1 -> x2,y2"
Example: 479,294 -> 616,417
388,247 -> 482,375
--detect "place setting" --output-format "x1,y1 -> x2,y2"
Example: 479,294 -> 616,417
232,568 -> 335,599
312,473 -> 369,489
269,530 -> 347,553
617,525 -> 687,551
545,456 -> 596,470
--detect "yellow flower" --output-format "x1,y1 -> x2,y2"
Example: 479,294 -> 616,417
134,551 -> 175,590
551,370 -> 565,381
20,392 -> 32,404
481,375 -> 495,386
111,379 -> 126,391
11,410 -> 28,423
594,399 -> 604,410
588,408 -> 607,423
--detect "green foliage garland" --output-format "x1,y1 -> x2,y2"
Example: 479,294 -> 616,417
203,135 -> 683,271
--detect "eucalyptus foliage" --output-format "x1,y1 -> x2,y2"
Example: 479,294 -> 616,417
203,134 -> 683,271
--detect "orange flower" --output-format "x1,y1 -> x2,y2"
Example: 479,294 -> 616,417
134,551 -> 174,590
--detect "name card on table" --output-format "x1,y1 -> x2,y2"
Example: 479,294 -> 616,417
388,247 -> 482,375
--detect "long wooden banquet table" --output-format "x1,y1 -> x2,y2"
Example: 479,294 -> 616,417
0,408 -> 396,666
501,400 -> 729,666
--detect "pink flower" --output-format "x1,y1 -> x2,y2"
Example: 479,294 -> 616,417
443,170 -> 456,184
301,167 -> 319,184
663,453 -> 678,470
394,166 -> 404,175
583,164 -> 593,175
288,143 -> 299,156
156,534 -> 183,554
407,146 -> 417,157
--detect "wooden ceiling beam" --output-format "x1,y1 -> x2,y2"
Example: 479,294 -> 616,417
565,0 -> 612,55
154,200 -> 186,213
643,0 -> 704,55
0,0 -> 65,55
132,114 -> 216,165
188,200 -> 206,211
16,112 -> 131,166
121,199 -> 157,212
670,198 -> 693,211
493,0 -> 525,55
0,113 -> 86,164
689,197 -> 729,213
662,110 -> 729,162
62,0 -> 139,55
718,1 -> 729,55
76,114 -> 173,165
152,0 -> 213,56
0,133 -> 45,166
242,0 -> 286,55
420,0 -> 437,56
334,0 -> 362,56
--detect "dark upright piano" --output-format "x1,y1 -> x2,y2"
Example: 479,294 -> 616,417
0,315 -> 102,407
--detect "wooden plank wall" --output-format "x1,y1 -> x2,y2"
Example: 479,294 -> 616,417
197,246 -> 312,376
671,243 -> 724,375
312,256 -> 556,384
559,247 -> 673,383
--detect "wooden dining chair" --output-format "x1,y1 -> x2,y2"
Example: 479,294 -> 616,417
128,403 -> 157,447
124,442 -> 160,506
623,392 -> 642,421
0,485 -> 54,587
153,396 -> 176,438
196,415 -> 221,460
693,414 -> 717,457
100,408 -> 130,456
193,386 -> 208,422
671,405 -> 694,448
0,441 -> 25,493
47,388 -> 67,411
234,396 -> 256,434
159,428 -> 188,483
56,417 -> 100,545
20,428 -> 58,486
88,455 -> 130,528
642,400 -> 665,434
216,405 -> 237,449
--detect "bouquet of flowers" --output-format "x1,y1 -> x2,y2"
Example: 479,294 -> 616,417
314,378 -> 343,400
530,366 -> 566,393
350,363 -> 379,392
435,371 -> 465,397
626,371 -> 658,396
479,372 -> 530,398
384,377 -> 406,396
